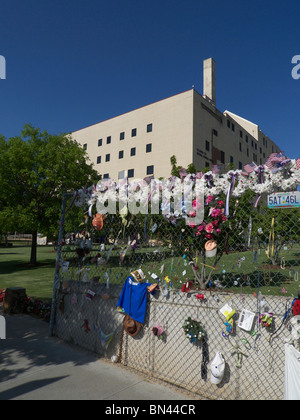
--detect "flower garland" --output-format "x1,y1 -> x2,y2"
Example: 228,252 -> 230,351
74,158 -> 300,218
183,317 -> 206,344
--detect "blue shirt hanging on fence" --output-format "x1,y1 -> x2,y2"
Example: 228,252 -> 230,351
117,276 -> 151,324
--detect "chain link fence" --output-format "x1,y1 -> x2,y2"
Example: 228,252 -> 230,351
50,178 -> 300,400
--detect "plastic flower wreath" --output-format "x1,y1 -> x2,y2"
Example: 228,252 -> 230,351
183,317 -> 206,344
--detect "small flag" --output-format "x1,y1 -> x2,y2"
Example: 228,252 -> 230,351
243,162 -> 257,173
265,152 -> 286,170
211,164 -> 222,174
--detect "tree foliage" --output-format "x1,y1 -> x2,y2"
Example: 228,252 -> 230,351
0,124 -> 99,264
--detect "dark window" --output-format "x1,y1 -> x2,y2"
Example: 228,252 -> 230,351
220,151 -> 225,164
107,136 -> 111,144
103,173 -> 109,179
83,144 -> 87,150
119,150 -> 124,159
97,156 -> 101,164
240,130 -> 243,138
239,142 -> 242,152
205,141 -> 210,152
213,129 -> 218,136
245,135 -> 248,143
131,128 -> 137,137
128,169 -> 134,178
98,139 -> 102,147
227,119 -> 231,128
232,123 -> 235,132
146,165 -> 154,175
239,162 -> 243,170
120,132 -> 125,140
105,154 -> 110,162
146,143 -> 152,153
230,156 -> 234,164
130,147 -> 136,156
147,123 -> 152,133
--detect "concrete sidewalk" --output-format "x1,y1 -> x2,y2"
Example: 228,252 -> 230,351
0,313 -> 195,401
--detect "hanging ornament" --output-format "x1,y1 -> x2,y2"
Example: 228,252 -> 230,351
86,289 -> 96,301
151,323 -> 165,340
99,328 -> 116,349
183,317 -> 206,344
82,319 -> 91,333
92,213 -> 104,230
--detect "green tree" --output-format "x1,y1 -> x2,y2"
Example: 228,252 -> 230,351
0,124 -> 99,265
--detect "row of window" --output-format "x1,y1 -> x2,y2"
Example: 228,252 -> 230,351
102,165 -> 154,180
226,119 -> 271,151
96,144 -> 152,164
82,123 -> 153,150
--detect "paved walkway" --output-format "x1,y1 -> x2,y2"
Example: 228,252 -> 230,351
0,313 -> 195,401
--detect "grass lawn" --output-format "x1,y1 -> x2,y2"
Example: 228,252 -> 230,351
1,242 -> 299,302
61,242 -> 300,297
0,244 -> 56,302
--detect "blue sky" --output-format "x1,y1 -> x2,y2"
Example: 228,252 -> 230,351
0,0 -> 300,159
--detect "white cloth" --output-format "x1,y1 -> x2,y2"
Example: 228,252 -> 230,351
284,343 -> 300,400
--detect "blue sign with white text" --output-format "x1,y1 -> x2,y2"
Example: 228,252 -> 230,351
268,192 -> 300,209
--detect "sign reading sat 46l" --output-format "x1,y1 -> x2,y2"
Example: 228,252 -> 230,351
268,191 -> 300,209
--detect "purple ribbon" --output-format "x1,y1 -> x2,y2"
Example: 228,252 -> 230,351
254,166 -> 265,208
204,174 -> 213,188
225,172 -> 239,217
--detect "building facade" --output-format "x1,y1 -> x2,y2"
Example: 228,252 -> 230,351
72,58 -> 281,180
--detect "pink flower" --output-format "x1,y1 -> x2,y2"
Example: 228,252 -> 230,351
212,220 -> 219,227
221,215 -> 227,223
217,200 -> 224,207
205,223 -> 214,233
206,196 -> 214,204
211,208 -> 223,218
205,234 -> 213,239
216,228 -> 221,235
192,199 -> 201,210
197,222 -> 206,232
195,223 -> 206,236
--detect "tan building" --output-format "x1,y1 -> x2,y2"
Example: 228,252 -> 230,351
72,58 -> 281,180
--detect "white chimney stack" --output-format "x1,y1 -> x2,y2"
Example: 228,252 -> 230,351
203,58 -> 216,105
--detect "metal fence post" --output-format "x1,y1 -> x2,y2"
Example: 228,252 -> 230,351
49,192 -> 68,336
